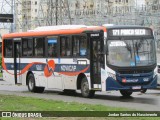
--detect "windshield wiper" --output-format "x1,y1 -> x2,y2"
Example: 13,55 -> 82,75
124,41 -> 132,58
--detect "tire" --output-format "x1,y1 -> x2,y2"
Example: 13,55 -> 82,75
81,77 -> 95,98
120,90 -> 132,97
141,89 -> 147,93
27,74 -> 45,93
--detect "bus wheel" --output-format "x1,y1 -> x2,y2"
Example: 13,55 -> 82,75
141,89 -> 147,93
27,74 -> 44,93
81,78 -> 95,98
120,90 -> 132,97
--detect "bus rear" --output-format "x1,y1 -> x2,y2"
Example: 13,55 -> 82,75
101,26 -> 157,96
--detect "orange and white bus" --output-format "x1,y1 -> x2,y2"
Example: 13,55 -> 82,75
2,25 -> 105,97
2,25 -> 157,97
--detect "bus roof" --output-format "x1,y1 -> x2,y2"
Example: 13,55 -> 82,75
102,25 -> 151,30
3,25 -> 106,39
28,25 -> 87,31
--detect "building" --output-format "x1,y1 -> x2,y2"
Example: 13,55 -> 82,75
14,0 -> 136,32
15,0 -> 39,32
144,0 -> 160,42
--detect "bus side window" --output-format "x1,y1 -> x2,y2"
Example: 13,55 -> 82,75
34,38 -> 45,57
22,39 -> 28,56
60,36 -> 71,57
22,38 -> 33,57
73,35 -> 87,57
48,38 -> 58,57
72,36 -> 80,56
80,36 -> 87,56
4,39 -> 13,57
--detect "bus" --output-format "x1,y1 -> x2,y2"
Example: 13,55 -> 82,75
2,25 -> 105,97
2,25 -> 157,97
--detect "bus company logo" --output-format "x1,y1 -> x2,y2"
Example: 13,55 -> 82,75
91,33 -> 99,37
44,60 -> 55,77
143,78 -> 149,82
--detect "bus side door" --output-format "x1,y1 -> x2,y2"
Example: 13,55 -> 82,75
13,40 -> 22,84
89,31 -> 105,89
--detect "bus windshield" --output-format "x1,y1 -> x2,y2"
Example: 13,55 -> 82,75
107,38 -> 156,67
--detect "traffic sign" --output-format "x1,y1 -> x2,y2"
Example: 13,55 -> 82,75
0,14 -> 13,23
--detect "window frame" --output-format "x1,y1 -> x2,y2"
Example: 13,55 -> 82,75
4,39 -> 13,58
47,36 -> 59,58
59,35 -> 72,58
33,37 -> 45,58
22,37 -> 33,57
72,33 -> 88,58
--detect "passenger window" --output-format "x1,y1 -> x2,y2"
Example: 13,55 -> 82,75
73,36 -> 80,56
4,39 -> 13,57
80,36 -> 87,56
22,39 -> 28,56
22,38 -> 33,57
34,38 -> 45,57
48,37 -> 58,57
73,35 -> 87,56
60,36 -> 71,57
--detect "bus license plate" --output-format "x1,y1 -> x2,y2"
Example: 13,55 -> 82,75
132,86 -> 141,90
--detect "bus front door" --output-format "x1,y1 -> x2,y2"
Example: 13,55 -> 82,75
14,41 -> 22,84
90,31 -> 105,89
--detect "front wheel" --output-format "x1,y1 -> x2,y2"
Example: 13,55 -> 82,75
120,90 -> 132,97
141,89 -> 147,93
27,74 -> 45,93
81,78 -> 95,98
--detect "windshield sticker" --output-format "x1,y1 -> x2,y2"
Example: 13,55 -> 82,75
130,61 -> 135,66
109,41 -> 126,47
80,49 -> 87,56
136,55 -> 140,63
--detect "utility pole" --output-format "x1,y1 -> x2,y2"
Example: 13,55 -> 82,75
55,0 -> 58,25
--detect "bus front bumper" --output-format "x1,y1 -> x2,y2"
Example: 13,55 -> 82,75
105,75 -> 157,91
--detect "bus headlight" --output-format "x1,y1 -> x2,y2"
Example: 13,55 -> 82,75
107,72 -> 116,80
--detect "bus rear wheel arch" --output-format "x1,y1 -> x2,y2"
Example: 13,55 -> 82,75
120,90 -> 132,97
27,73 -> 45,93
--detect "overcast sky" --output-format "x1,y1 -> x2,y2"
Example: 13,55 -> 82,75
136,0 -> 145,6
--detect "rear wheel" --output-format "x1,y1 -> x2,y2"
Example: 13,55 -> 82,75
120,90 -> 132,97
27,74 -> 44,93
81,77 -> 95,98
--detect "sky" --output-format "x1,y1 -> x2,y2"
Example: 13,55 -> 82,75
136,0 -> 145,6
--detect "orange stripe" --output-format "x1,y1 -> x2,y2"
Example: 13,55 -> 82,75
2,61 -> 45,75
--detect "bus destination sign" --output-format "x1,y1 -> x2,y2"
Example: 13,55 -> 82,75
110,29 -> 152,36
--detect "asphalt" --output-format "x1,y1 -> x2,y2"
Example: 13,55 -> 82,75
0,80 -> 160,111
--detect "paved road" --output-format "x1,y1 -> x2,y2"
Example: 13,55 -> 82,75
0,80 -> 160,111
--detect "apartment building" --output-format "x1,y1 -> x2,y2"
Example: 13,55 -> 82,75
14,0 -> 136,32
